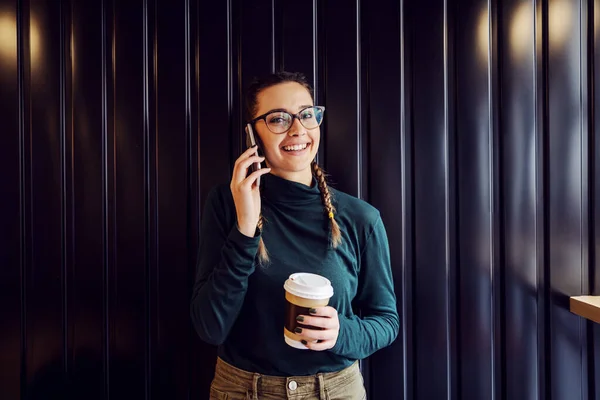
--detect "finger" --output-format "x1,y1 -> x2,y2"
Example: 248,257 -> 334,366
233,146 -> 260,171
296,315 -> 338,330
240,167 -> 271,189
295,327 -> 337,341
236,155 -> 265,172
232,156 -> 265,183
307,306 -> 337,318
233,146 -> 261,173
303,339 -> 336,352
235,145 -> 260,164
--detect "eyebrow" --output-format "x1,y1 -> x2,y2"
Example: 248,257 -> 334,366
264,105 -> 314,114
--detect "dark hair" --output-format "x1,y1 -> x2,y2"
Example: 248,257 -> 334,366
245,71 -> 314,121
245,71 -> 341,265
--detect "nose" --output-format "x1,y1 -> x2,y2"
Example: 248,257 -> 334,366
287,117 -> 307,137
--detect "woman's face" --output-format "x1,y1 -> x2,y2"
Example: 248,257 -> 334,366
253,82 -> 320,185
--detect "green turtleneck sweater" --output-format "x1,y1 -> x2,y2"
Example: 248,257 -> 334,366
190,173 -> 399,376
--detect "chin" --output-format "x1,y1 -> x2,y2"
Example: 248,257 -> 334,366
271,161 -> 313,175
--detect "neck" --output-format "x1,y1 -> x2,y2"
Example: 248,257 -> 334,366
269,167 -> 313,187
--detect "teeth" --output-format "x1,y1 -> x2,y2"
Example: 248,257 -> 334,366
283,143 -> 308,151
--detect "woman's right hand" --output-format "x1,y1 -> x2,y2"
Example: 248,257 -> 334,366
230,146 -> 271,237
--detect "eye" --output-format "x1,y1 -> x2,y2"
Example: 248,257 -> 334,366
267,112 -> 290,125
300,111 -> 314,119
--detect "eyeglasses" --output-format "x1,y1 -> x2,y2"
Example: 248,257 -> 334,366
249,106 -> 325,134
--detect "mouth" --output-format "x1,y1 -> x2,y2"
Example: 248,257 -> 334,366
281,142 -> 311,152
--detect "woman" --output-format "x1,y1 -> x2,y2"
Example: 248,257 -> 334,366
191,71 -> 399,400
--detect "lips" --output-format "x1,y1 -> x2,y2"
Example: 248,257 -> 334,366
282,142 -> 310,152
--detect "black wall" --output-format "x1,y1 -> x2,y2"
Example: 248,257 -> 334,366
0,0 -> 599,399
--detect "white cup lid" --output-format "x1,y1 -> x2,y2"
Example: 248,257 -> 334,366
283,273 -> 333,299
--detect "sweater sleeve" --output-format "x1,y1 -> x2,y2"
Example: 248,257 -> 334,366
329,216 -> 399,359
190,186 -> 260,345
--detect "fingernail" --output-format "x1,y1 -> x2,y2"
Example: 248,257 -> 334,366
301,340 -> 307,345
294,327 -> 302,334
309,308 -> 317,314
296,316 -> 304,322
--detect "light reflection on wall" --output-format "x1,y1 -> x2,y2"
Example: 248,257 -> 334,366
0,12 -> 16,64
510,3 -> 533,61
594,0 -> 600,37
0,13 -> 40,66
476,6 -> 489,63
498,1 -> 572,61
29,16 -> 40,67
71,33 -> 75,76
548,0 -> 572,48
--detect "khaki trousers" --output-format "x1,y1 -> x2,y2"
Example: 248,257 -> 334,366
209,357 -> 367,400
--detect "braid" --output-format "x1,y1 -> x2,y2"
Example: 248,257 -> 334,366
257,213 -> 269,264
312,162 -> 342,248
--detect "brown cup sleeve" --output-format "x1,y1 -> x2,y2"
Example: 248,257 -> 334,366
284,302 -> 325,331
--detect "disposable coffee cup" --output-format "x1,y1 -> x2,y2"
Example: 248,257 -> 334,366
283,272 -> 334,349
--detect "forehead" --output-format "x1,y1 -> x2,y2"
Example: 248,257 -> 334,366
255,82 -> 313,115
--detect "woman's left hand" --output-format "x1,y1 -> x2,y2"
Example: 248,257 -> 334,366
296,306 -> 340,351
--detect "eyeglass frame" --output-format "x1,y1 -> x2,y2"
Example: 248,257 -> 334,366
248,105 -> 326,134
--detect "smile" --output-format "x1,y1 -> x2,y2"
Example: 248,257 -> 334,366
282,143 -> 309,152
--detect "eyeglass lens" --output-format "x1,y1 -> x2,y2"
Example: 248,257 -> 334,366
265,106 -> 323,133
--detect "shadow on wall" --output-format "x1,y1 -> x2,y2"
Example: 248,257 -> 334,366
25,348 -> 103,400
24,347 -> 183,400
23,341 -> 218,399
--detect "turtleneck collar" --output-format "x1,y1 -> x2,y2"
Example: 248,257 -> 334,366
261,173 -> 321,204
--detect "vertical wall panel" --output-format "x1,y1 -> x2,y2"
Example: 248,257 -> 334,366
323,0 -> 360,196
240,0 -> 273,86
501,0 -> 539,399
594,1 -> 600,399
488,2 -> 504,398
197,0 -> 232,204
154,0 -> 188,397
26,0 -> 65,397
534,0 -> 550,398
5,0 -> 600,399
69,0 -> 105,397
410,0 -> 450,398
364,1 -> 404,398
400,0 -> 415,398
280,0 -> 316,88
16,0 -> 32,398
194,1 -> 231,395
547,0 -> 586,399
0,1 -> 21,398
455,0 -> 493,399
185,0 -> 201,396
239,0 -> 273,155
101,0 -> 116,397
112,0 -> 146,396
142,0 -> 158,398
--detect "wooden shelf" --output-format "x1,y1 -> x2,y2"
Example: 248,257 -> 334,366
570,296 -> 600,324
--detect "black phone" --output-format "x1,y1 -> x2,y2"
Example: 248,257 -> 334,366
245,123 -> 263,185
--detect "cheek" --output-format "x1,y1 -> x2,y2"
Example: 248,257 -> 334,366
255,128 -> 280,155
261,138 -> 283,158
311,133 -> 321,150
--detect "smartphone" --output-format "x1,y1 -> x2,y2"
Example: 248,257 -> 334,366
245,123 -> 262,185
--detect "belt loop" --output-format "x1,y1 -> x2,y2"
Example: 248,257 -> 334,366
317,373 -> 326,400
252,373 -> 260,400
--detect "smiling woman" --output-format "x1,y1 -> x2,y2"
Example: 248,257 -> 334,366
190,71 -> 399,400
250,80 -> 322,185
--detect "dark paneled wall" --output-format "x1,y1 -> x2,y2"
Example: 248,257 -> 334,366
0,0 -> 598,399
